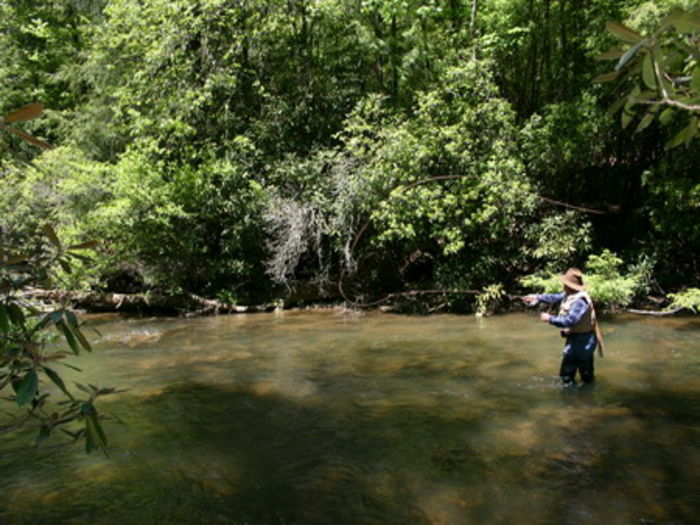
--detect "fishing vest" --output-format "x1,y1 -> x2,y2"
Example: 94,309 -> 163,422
559,291 -> 595,334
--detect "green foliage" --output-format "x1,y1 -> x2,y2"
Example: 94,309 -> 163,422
520,93 -> 611,178
524,211 -> 593,269
0,224 -> 112,452
1,139 -> 269,296
1,0 -> 698,308
333,62 -> 539,290
597,6 -> 700,148
1,103 -> 111,452
667,288 -> 700,312
101,144 -> 269,296
475,283 -> 505,317
521,249 -> 651,309
481,0 -> 632,117
641,146 -> 700,248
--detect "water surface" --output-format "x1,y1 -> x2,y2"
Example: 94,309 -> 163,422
1,311 -> 699,523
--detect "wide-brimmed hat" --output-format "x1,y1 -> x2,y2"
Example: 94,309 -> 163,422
559,267 -> 585,291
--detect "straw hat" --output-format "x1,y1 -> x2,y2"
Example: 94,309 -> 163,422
559,267 -> 585,291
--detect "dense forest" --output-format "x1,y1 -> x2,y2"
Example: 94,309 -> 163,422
1,0 -> 699,312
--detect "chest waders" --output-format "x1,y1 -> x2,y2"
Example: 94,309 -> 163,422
558,291 -> 602,385
558,291 -> 605,357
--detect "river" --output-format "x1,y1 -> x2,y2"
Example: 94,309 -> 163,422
1,310 -> 699,523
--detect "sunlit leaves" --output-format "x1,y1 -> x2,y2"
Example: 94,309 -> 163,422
642,53 -> 656,88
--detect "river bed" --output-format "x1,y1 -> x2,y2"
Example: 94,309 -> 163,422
1,310 -> 699,523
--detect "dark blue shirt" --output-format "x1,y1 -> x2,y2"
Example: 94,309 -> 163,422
536,292 -> 590,329
536,292 -> 597,356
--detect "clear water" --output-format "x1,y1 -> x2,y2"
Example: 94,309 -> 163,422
1,311 -> 699,523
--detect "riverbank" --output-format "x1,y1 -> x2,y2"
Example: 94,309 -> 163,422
22,287 -> 688,317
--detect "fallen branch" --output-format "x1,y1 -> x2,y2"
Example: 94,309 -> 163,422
21,288 -> 278,316
337,276 -> 480,309
626,307 -> 682,316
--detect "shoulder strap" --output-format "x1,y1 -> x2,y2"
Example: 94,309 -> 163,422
584,293 -> 605,358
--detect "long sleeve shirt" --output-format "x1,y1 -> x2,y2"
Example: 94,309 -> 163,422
536,292 -> 590,329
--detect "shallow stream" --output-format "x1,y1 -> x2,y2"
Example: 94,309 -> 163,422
1,311 -> 699,523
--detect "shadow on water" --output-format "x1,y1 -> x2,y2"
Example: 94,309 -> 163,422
3,382 -> 438,524
133,384 -> 436,524
2,381 -> 699,524
536,384 -> 700,524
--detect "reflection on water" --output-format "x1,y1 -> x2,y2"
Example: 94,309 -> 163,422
1,311 -> 699,523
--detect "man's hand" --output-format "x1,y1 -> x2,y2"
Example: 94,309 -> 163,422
523,294 -> 538,306
539,312 -> 550,323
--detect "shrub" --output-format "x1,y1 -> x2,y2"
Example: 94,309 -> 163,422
667,288 -> 700,313
521,249 -> 651,310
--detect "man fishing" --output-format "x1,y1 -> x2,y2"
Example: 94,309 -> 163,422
523,268 -> 604,386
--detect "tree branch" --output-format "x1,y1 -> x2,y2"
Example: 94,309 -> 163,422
626,307 -> 682,316
631,96 -> 700,112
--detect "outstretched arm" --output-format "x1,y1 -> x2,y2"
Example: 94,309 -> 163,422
524,292 -> 565,306
537,292 -> 566,305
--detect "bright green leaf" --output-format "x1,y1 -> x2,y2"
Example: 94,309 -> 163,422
596,48 -> 625,60
635,113 -> 654,133
34,312 -> 57,332
74,382 -> 92,393
82,403 -> 108,454
621,110 -> 634,129
667,8 -> 700,32
684,116 -> 698,146
624,85 -> 642,111
607,95 -> 627,115
666,123 -> 690,149
642,53 -> 656,89
691,67 -> 700,94
659,108 -> 675,125
73,326 -> 92,353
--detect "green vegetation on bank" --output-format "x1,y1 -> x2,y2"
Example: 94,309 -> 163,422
1,102 -> 113,453
1,0 -> 699,313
